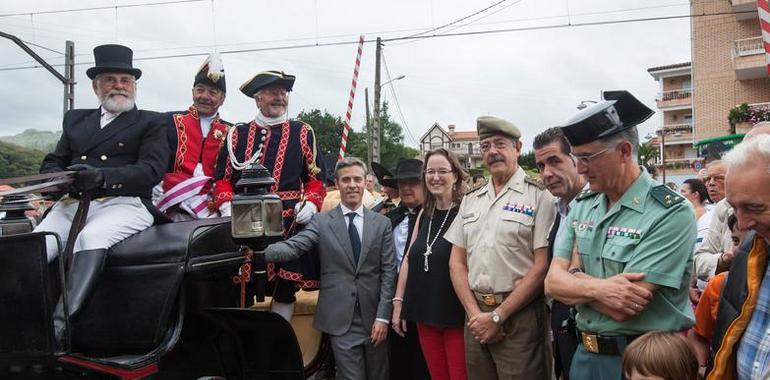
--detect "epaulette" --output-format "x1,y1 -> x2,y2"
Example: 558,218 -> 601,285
524,176 -> 545,190
465,181 -> 485,195
575,189 -> 599,201
651,185 -> 685,208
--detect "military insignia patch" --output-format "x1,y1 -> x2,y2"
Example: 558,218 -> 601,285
607,226 -> 642,239
214,129 -> 224,141
502,202 -> 535,216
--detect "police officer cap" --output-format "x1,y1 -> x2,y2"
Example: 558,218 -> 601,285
240,70 -> 296,98
559,90 -> 654,146
477,116 -> 521,140
194,53 -> 226,92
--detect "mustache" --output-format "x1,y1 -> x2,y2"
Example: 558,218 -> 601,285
107,90 -> 130,98
486,155 -> 505,165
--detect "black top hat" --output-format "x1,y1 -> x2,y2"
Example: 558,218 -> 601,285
86,44 -> 142,80
240,70 -> 296,98
381,158 -> 423,188
559,90 -> 653,146
194,53 -> 226,92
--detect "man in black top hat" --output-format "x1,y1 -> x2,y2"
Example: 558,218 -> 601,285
383,158 -> 431,380
213,70 -> 326,322
544,91 -> 696,379
35,44 -> 168,340
155,53 -> 232,221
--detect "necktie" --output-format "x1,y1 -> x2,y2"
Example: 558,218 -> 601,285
347,212 -> 361,265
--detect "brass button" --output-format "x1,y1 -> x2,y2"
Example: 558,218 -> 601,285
112,185 -> 117,189
118,142 -> 124,147
117,184 -> 123,189
80,155 -> 87,160
100,155 -> 107,161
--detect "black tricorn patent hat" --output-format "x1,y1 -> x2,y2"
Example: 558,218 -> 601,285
371,162 -> 394,186
240,70 -> 295,98
194,53 -> 226,92
559,90 -> 654,146
86,44 -> 142,80
381,158 -> 423,188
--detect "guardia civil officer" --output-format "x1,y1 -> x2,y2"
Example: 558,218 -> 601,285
544,90 -> 696,379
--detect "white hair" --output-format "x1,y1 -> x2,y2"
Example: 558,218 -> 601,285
723,134 -> 770,173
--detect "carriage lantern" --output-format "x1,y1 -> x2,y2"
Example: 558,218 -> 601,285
0,194 -> 36,236
230,163 -> 284,247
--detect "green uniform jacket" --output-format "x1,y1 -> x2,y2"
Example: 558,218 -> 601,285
553,171 -> 696,335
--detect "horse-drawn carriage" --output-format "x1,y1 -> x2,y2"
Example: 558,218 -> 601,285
0,169 -> 329,379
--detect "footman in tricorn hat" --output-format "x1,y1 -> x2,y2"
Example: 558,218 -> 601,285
213,70 -> 325,321
35,43 -> 169,341
444,116 -> 556,379
155,53 -> 231,221
544,90 -> 696,379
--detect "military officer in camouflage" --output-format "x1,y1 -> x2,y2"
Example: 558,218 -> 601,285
446,116 -> 556,379
544,90 -> 696,379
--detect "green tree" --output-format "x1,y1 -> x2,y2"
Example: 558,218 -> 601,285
518,150 -> 536,171
0,141 -> 46,179
638,141 -> 659,175
296,109 -> 346,159
377,102 -> 420,169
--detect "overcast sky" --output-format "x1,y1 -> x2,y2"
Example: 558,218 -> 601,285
0,0 -> 691,151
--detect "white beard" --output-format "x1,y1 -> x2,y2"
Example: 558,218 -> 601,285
99,92 -> 135,113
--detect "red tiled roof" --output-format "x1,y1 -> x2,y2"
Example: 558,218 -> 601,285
450,131 -> 478,140
647,62 -> 691,73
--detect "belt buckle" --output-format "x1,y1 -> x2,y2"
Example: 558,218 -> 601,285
581,332 -> 600,354
481,294 -> 496,306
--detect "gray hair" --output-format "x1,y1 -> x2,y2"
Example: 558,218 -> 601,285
601,126 -> 639,159
723,134 -> 770,173
335,157 -> 368,176
706,160 -> 724,170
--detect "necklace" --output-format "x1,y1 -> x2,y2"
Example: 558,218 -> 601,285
423,205 -> 453,272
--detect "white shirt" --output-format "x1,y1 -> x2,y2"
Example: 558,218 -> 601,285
393,208 -> 416,269
340,203 -> 364,242
200,114 -> 214,139
100,107 -> 120,128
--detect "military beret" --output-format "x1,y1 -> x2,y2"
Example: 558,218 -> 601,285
559,90 -> 654,147
477,116 -> 522,140
240,70 -> 295,98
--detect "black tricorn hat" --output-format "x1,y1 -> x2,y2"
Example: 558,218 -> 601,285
371,162 -> 394,186
559,90 -> 654,146
86,44 -> 142,80
194,53 -> 226,92
240,70 -> 295,98
381,158 -> 423,188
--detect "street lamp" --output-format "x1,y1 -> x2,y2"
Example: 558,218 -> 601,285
381,74 -> 406,88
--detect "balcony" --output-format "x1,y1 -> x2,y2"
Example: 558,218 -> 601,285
655,88 -> 692,110
730,0 -> 758,20
656,124 -> 693,145
732,37 -> 767,80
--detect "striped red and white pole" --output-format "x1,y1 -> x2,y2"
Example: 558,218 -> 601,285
758,0 -> 770,75
338,35 -> 365,160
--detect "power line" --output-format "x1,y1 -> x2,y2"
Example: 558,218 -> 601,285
0,8 -> 754,73
381,51 -> 419,145
0,0 -> 207,18
407,0 -> 511,38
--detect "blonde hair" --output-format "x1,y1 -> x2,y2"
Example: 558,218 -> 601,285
622,331 -> 698,380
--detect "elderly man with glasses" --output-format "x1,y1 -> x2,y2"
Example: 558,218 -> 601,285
544,90 -> 696,379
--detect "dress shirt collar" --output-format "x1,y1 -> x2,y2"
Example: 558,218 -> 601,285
340,203 -> 364,218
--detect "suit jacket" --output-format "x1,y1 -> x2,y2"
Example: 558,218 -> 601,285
41,107 -> 169,200
265,205 -> 397,336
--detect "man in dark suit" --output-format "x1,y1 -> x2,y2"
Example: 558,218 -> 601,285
381,158 -> 431,380
35,44 -> 168,339
265,157 -> 397,380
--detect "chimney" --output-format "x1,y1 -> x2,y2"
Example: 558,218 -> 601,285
448,124 -> 455,134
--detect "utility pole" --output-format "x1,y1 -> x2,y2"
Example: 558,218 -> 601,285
372,37 -> 382,164
365,87 -> 372,168
63,40 -> 75,113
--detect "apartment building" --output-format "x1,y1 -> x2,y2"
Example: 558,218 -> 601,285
419,123 -> 483,169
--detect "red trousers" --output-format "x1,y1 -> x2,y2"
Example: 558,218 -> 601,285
416,323 -> 467,380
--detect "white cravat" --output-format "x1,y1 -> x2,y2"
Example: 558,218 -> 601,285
254,110 -> 288,126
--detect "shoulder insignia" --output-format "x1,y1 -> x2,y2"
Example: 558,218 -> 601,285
575,189 -> 599,201
524,176 -> 545,190
465,181 -> 485,195
651,185 -> 685,208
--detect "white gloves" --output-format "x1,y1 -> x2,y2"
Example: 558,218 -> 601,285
219,202 -> 232,217
294,202 -> 318,224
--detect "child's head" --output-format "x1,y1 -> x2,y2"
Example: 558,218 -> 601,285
622,331 -> 698,380
727,214 -> 746,250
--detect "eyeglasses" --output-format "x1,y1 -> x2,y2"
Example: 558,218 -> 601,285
480,139 -> 512,153
261,88 -> 289,98
425,169 -> 453,177
98,75 -> 135,87
703,175 -> 725,183
570,148 -> 610,165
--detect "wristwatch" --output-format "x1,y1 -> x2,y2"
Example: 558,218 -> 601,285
491,310 -> 502,325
